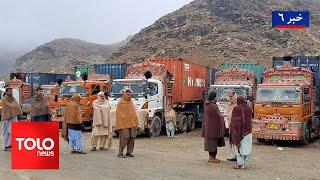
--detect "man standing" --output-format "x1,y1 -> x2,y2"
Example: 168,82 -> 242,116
30,87 -> 52,121
202,91 -> 225,163
226,91 -> 238,162
91,92 -> 112,151
1,88 -> 22,151
230,96 -> 253,169
62,93 -> 86,154
116,89 -> 138,158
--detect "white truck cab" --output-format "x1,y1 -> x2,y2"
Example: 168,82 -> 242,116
109,78 -> 165,136
109,79 -> 164,117
208,84 -> 252,128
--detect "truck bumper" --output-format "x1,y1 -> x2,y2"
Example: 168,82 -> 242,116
252,119 -> 304,140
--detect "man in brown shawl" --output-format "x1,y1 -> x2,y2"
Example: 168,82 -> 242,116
202,91 -> 225,163
62,93 -> 86,154
91,92 -> 112,151
1,88 -> 22,151
30,87 -> 52,122
116,89 -> 138,158
230,96 -> 252,169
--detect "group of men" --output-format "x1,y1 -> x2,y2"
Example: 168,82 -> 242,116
202,91 -> 253,169
2,85 -> 253,167
1,87 -> 52,151
1,86 -> 139,158
61,88 -> 138,157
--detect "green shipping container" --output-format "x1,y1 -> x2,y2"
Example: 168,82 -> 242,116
220,63 -> 266,84
74,65 -> 94,76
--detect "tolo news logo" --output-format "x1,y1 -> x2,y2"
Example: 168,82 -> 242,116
12,122 -> 59,169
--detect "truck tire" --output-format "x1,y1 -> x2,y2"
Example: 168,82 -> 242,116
148,115 -> 162,137
180,115 -> 188,133
187,115 -> 196,132
257,138 -> 265,143
301,124 -> 310,145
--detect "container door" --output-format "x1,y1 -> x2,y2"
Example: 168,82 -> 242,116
295,57 -> 320,73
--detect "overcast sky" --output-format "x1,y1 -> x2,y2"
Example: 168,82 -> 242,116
0,0 -> 193,51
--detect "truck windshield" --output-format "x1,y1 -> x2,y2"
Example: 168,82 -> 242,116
209,87 -> 248,101
42,88 -> 52,95
59,84 -> 86,97
256,87 -> 301,103
111,81 -> 146,98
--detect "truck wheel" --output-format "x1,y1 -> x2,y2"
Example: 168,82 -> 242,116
180,115 -> 188,133
301,125 -> 310,145
257,138 -> 265,143
187,115 -> 196,132
149,115 -> 162,137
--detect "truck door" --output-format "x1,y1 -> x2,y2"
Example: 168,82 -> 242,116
303,87 -> 311,116
147,82 -> 162,111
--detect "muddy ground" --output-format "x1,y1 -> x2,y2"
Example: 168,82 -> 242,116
0,129 -> 319,180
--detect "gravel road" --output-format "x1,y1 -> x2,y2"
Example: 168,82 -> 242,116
0,129 -> 319,180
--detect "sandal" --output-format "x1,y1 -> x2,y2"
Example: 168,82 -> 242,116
100,147 -> 108,151
208,159 -> 220,163
126,153 -> 134,157
233,165 -> 243,169
71,150 -> 76,154
75,151 -> 87,154
91,147 -> 97,151
117,153 -> 127,158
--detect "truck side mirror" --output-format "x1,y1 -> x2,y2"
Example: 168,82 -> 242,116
248,96 -> 255,102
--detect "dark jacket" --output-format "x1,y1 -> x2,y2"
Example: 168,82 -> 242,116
202,101 -> 225,139
230,96 -> 252,148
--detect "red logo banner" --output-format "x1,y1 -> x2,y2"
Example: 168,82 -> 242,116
12,122 -> 59,169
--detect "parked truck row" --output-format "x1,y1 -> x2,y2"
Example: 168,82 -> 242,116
3,56 -> 320,143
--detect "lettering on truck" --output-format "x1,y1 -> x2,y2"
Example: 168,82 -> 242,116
184,77 -> 206,87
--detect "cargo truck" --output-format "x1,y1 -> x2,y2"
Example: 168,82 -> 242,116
54,76 -> 110,129
208,66 -> 256,130
10,72 -> 75,95
109,58 -> 208,137
253,58 -> 320,144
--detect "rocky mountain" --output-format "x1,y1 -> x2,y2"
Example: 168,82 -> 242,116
109,0 -> 320,68
14,36 -> 132,73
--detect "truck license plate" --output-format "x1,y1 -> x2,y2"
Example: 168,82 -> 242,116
267,122 -> 279,130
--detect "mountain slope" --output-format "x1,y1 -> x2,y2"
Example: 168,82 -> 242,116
14,37 -> 131,73
109,0 -> 320,68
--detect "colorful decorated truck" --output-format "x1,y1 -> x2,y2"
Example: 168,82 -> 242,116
208,66 -> 256,129
253,61 -> 320,143
54,79 -> 109,128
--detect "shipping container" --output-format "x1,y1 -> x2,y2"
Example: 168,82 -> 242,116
220,63 -> 266,84
294,56 -> 320,73
75,65 -> 94,76
24,73 -> 75,93
94,63 -> 129,80
148,58 -> 209,104
272,57 -> 296,67
208,68 -> 219,86
272,56 -> 320,72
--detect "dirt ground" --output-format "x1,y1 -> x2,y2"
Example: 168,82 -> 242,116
0,129 -> 319,180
